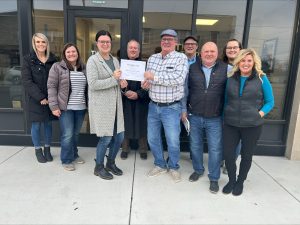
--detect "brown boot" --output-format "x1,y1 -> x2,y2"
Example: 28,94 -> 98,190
139,137 -> 148,160
121,138 -> 130,159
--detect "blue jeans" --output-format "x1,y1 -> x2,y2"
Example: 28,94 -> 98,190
59,109 -> 86,164
147,102 -> 181,170
31,121 -> 52,149
96,121 -> 124,164
189,115 -> 222,181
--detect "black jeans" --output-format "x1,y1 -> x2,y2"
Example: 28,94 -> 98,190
223,124 -> 262,182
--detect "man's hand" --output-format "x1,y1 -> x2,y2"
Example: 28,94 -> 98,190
125,90 -> 138,100
141,80 -> 151,90
144,71 -> 154,80
181,112 -> 187,122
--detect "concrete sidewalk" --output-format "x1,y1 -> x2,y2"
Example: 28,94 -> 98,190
0,145 -> 300,225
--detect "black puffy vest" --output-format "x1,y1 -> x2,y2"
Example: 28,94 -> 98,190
224,71 -> 264,127
188,58 -> 228,118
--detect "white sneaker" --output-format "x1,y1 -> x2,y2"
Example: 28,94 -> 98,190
169,169 -> 181,183
147,166 -> 167,177
63,163 -> 75,171
74,156 -> 85,164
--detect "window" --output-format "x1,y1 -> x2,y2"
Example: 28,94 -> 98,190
142,0 -> 193,59
248,0 -> 297,119
0,0 -> 22,109
196,0 -> 247,54
33,0 -> 64,58
69,0 -> 128,8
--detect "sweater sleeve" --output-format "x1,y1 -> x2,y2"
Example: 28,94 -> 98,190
260,75 -> 274,115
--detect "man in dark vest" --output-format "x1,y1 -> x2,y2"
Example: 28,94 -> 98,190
182,41 -> 228,193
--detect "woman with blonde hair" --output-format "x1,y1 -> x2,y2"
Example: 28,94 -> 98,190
22,33 -> 57,163
222,48 -> 274,196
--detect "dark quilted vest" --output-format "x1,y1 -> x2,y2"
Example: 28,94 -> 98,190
188,58 -> 228,118
224,71 -> 264,127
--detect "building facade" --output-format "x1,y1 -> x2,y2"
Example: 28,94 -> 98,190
0,0 -> 299,159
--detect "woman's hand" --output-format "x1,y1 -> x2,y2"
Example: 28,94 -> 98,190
259,111 -> 265,118
120,79 -> 128,89
113,69 -> 122,80
40,99 -> 48,105
52,109 -> 61,117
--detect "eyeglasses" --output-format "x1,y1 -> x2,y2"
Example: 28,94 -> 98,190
97,40 -> 111,45
226,46 -> 239,50
184,43 -> 197,46
161,37 -> 175,43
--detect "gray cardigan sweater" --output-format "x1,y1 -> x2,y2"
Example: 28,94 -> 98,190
86,52 -> 124,137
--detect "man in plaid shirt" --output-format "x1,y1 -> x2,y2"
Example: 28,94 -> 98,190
142,29 -> 189,183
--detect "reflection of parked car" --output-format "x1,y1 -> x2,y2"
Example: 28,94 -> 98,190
4,66 -> 21,85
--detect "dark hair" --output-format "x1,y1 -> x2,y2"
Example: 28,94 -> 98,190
61,43 -> 83,71
95,30 -> 112,42
222,39 -> 243,63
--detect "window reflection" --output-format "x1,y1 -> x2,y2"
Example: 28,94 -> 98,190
33,0 -> 64,59
142,0 -> 193,59
196,0 -> 246,54
248,0 -> 297,119
69,0 -> 128,8
0,0 -> 22,109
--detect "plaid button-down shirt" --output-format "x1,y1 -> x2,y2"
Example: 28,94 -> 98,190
146,51 -> 188,103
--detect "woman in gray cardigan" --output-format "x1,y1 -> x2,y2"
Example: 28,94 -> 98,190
86,30 -> 125,180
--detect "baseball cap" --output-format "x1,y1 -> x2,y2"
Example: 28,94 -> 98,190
183,36 -> 198,44
160,29 -> 178,38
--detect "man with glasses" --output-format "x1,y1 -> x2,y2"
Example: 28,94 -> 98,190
183,36 -> 198,65
142,29 -> 189,183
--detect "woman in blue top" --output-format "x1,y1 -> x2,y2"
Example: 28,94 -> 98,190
222,48 -> 274,196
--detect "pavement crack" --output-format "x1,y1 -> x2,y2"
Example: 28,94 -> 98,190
128,150 -> 137,225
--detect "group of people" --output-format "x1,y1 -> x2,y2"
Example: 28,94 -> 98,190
22,28 -> 274,197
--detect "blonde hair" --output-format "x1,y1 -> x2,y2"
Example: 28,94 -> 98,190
32,33 -> 50,60
228,48 -> 264,78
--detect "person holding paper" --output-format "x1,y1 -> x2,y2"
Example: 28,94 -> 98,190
120,40 -> 150,160
142,29 -> 189,183
86,30 -> 126,180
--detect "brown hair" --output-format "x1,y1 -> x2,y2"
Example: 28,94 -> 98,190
61,43 -> 83,71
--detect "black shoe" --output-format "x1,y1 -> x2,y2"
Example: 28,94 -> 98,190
120,151 -> 128,159
232,181 -> 244,196
209,181 -> 219,194
106,159 -> 123,176
94,163 -> 113,180
222,181 -> 236,194
35,148 -> 47,163
43,146 -> 53,162
189,171 -> 203,182
140,152 -> 147,160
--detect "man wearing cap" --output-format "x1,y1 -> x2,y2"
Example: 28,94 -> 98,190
182,41 -> 228,193
183,36 -> 198,65
142,29 -> 189,183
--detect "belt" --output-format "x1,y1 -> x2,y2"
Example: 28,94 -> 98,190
151,100 -> 180,107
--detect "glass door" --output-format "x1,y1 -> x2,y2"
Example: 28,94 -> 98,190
67,10 -> 128,140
